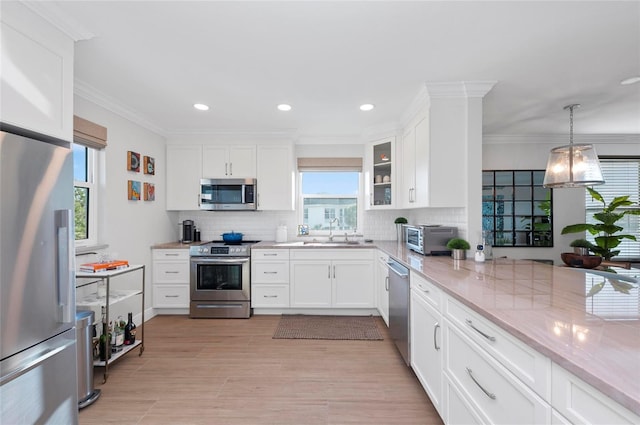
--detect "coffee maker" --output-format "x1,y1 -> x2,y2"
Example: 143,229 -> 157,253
181,220 -> 194,243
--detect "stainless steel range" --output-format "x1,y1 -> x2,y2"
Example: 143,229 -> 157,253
189,240 -> 258,318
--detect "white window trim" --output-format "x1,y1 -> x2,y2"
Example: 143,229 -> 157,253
74,144 -> 99,248
297,171 -> 364,236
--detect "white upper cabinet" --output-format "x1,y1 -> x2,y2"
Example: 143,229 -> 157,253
256,144 -> 294,211
202,145 -> 256,178
364,137 -> 395,209
1,2 -> 74,140
166,144 -> 202,210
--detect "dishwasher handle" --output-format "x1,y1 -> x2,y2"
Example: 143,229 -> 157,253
386,261 -> 409,278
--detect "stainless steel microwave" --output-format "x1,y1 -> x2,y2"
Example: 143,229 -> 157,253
405,225 -> 457,255
199,178 -> 256,210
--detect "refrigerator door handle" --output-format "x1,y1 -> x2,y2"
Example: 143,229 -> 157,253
0,337 -> 75,386
56,209 -> 74,324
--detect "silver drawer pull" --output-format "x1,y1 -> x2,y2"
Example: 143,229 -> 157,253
263,271 -> 278,274
165,271 -> 180,274
419,284 -> 430,293
165,253 -> 180,256
264,253 -> 278,256
466,367 -> 496,400
263,295 -> 278,298
164,295 -> 179,298
465,319 -> 496,342
433,323 -> 440,351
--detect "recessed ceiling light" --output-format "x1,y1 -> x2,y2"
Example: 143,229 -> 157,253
360,104 -> 375,111
277,104 -> 292,111
620,76 -> 640,85
193,103 -> 209,111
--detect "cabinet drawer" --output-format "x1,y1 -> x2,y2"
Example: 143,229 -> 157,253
153,261 -> 189,284
410,272 -> 441,309
153,249 -> 189,260
251,284 -> 289,307
290,249 -> 373,261
252,262 -> 289,283
444,321 -> 551,424
444,296 -> 550,399
252,249 -> 289,260
153,284 -> 189,308
551,363 -> 640,424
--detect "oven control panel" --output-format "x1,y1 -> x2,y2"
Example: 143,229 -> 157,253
190,245 -> 250,256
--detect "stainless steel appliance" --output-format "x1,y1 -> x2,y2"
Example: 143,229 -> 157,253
405,225 -> 458,255
182,219 -> 194,243
200,178 -> 256,211
189,240 -> 258,318
387,258 -> 410,366
1,124 -> 79,422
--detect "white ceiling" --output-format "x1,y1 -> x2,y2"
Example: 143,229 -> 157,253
40,1 -> 640,140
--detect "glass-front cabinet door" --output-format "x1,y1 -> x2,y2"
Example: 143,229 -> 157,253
366,137 -> 394,209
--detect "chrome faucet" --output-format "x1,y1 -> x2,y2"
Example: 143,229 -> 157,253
328,217 -> 339,241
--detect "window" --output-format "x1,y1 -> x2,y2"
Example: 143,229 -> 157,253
482,170 -> 553,247
300,171 -> 360,233
73,143 -> 98,247
585,158 -> 640,260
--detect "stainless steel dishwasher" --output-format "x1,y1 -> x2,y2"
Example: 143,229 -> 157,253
387,258 -> 410,365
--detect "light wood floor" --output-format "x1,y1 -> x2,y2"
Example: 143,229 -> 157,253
79,315 -> 443,425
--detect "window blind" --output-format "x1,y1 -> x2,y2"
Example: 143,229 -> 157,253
73,115 -> 107,149
585,158 -> 640,259
297,157 -> 362,171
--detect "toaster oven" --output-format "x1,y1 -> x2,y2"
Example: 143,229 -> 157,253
405,225 -> 458,255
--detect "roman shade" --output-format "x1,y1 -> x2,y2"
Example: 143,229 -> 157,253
73,115 -> 107,149
297,157 -> 362,171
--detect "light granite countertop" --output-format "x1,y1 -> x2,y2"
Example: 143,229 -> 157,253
153,239 -> 639,413
372,241 -> 640,416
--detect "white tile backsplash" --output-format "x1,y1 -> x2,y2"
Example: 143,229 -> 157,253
179,207 -> 467,243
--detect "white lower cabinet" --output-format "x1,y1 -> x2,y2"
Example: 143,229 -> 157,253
289,249 -> 374,309
376,251 -> 389,326
251,249 -> 290,308
410,277 -> 443,416
152,249 -> 190,309
443,318 -> 551,424
444,375 -> 484,425
551,362 -> 640,425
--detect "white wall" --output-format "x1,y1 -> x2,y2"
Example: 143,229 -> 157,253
483,134 -> 640,263
74,95 -> 176,315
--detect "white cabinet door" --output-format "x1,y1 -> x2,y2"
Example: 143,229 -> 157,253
365,138 -> 395,209
202,145 -> 256,178
166,145 -> 202,210
332,261 -> 375,308
152,249 -> 190,309
411,287 -> 443,415
290,261 -> 332,308
1,3 -> 73,140
400,126 -> 416,208
256,144 -> 294,210
376,252 -> 389,326
202,145 -> 228,178
413,115 -> 429,208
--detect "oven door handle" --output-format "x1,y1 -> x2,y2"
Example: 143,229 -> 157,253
191,257 -> 250,265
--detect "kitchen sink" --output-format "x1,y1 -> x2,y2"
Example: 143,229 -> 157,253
303,240 -> 361,246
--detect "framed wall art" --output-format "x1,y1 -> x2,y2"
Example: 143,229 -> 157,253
143,156 -> 155,175
144,182 -> 155,201
128,180 -> 141,200
127,151 -> 140,172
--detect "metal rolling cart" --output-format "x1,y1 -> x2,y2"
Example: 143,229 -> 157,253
76,264 -> 145,383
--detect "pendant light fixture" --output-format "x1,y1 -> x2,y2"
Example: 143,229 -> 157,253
543,104 -> 605,188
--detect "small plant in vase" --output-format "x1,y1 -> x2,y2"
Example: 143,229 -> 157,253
446,238 -> 470,260
569,239 -> 594,256
394,217 -> 408,242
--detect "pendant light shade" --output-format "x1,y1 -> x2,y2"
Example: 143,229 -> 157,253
543,104 -> 604,188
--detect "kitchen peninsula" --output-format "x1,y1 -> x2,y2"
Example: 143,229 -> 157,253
373,241 -> 640,423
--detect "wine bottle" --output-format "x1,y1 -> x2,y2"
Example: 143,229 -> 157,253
99,307 -> 111,361
114,316 -> 125,352
124,312 -> 136,345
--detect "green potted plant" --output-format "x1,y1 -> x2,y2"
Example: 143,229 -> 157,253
394,217 -> 408,242
561,187 -> 640,261
569,238 -> 594,256
446,237 -> 470,260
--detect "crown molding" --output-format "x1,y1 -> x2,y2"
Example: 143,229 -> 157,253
425,81 -> 497,98
74,78 -> 167,136
483,133 -> 640,145
21,1 -> 94,41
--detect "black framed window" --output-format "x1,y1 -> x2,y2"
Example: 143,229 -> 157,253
482,170 -> 553,247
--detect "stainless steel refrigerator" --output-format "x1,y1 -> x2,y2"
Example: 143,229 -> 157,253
0,123 -> 78,424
